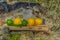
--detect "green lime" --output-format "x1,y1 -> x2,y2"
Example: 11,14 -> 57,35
22,19 -> 28,26
7,19 -> 13,25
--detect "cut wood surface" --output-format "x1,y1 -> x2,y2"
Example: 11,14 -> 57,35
8,25 -> 49,31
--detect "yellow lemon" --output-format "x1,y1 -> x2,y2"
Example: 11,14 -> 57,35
35,18 -> 43,26
28,18 -> 35,26
13,18 -> 22,25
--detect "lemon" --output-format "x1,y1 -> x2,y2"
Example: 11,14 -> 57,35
28,18 -> 35,26
13,18 -> 22,25
35,18 -> 43,26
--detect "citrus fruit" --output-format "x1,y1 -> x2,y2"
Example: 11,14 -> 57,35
13,18 -> 22,25
35,18 -> 43,26
22,19 -> 28,26
28,18 -> 35,26
7,19 -> 13,25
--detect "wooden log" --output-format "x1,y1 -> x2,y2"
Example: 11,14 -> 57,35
8,25 -> 49,31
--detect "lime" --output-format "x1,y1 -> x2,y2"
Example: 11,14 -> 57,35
22,19 -> 28,26
7,19 -> 13,25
